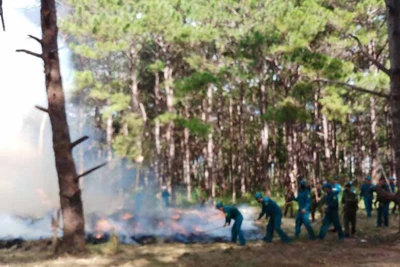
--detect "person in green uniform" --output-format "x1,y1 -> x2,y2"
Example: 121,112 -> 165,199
341,181 -> 358,238
216,202 -> 246,246
255,193 -> 291,243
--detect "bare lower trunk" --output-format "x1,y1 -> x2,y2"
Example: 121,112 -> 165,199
239,83 -> 246,195
385,105 -> 396,177
259,79 -> 270,196
322,115 -> 331,175
41,0 -> 85,252
370,97 -> 379,182
205,85 -> 215,200
184,98 -> 191,201
164,66 -> 174,193
229,94 -> 236,203
154,71 -> 161,185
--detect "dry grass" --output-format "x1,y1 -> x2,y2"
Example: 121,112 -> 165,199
0,210 -> 400,267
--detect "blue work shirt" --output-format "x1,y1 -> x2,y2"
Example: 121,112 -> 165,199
360,183 -> 375,199
325,191 -> 339,214
293,189 -> 311,212
258,197 -> 282,219
223,206 -> 242,224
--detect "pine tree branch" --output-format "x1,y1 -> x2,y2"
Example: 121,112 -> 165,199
16,49 -> 43,59
314,79 -> 390,98
348,34 -> 390,76
28,35 -> 43,45
35,105 -> 49,113
70,136 -> 89,150
76,162 -> 107,180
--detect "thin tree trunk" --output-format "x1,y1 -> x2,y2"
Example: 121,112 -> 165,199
229,93 -> 236,203
259,76 -> 270,196
164,65 -> 174,193
129,43 -> 140,113
239,83 -> 246,195
41,0 -> 85,252
370,97 -> 379,182
205,85 -> 215,201
153,71 -> 161,185
322,115 -> 331,175
184,98 -> 191,201
216,87 -> 224,191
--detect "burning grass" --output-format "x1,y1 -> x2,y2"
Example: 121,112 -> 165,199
1,209 -> 400,266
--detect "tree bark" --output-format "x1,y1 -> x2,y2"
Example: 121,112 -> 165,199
386,2 -> 400,215
322,114 -> 331,175
164,65 -> 174,193
370,97 -> 379,182
41,0 -> 85,253
184,98 -> 191,201
205,85 -> 215,201
229,93 -> 236,203
238,83 -> 246,195
259,76 -> 270,196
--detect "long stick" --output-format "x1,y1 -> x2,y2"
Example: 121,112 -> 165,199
198,226 -> 224,233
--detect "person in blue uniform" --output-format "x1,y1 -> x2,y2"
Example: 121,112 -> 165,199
216,202 -> 246,246
389,177 -> 397,214
318,183 -> 344,240
360,176 -> 375,217
376,177 -> 390,227
161,186 -> 170,207
255,193 -> 291,243
293,180 -> 315,240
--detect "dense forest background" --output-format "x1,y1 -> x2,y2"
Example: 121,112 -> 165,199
58,0 -> 391,204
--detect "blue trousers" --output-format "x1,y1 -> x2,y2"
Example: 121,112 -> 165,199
377,202 -> 389,227
295,211 -> 315,240
163,197 -> 169,207
265,214 -> 290,243
364,197 -> 372,217
232,215 -> 246,245
319,212 -> 344,240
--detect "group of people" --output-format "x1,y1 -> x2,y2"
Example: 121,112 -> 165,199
216,175 -> 397,246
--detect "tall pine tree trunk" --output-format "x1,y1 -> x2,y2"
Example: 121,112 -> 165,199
164,65 -> 174,193
206,85 -> 215,201
387,0 -> 400,187
41,0 -> 85,252
370,97 -> 379,182
184,98 -> 191,201
153,71 -> 162,185
322,114 -> 331,175
229,93 -> 236,203
259,76 -> 270,195
239,83 -> 246,195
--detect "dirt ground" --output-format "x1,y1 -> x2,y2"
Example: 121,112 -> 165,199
1,211 -> 400,267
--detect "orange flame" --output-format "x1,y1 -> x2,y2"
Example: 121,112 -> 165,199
122,213 -> 133,220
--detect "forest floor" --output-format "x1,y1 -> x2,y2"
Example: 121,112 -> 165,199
1,210 -> 400,267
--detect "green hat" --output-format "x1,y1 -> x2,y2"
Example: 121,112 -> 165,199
366,176 -> 372,181
390,176 -> 395,181
216,202 -> 223,209
300,180 -> 306,186
334,176 -> 339,181
254,192 -> 263,200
